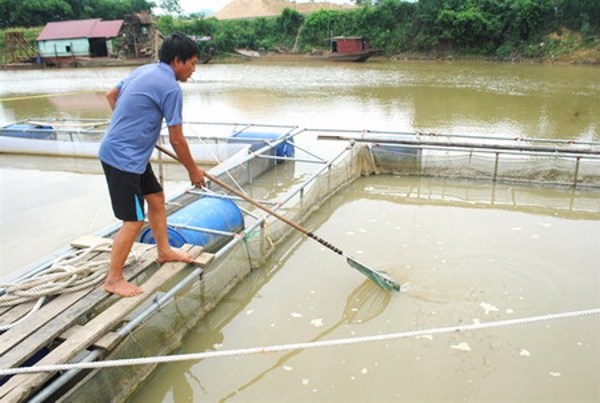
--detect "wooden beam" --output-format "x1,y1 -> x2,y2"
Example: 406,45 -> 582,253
0,302 -> 37,329
70,235 -> 113,249
193,252 -> 214,267
58,325 -> 120,351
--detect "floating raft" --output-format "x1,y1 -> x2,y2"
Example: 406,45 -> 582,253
0,123 -> 305,402
2,123 -> 599,402
0,236 -> 214,403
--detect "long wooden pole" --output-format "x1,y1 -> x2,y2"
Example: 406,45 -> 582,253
156,144 -> 400,292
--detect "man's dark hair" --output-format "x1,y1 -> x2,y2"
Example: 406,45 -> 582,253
159,32 -> 199,64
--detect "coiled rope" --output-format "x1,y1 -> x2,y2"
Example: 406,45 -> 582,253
0,307 -> 597,376
0,242 -> 145,331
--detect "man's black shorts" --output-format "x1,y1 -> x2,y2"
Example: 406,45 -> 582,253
101,162 -> 163,222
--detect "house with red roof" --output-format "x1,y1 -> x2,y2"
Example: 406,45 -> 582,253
37,19 -> 123,60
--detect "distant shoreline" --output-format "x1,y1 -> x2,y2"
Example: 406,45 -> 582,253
2,49 -> 598,71
216,50 -> 600,66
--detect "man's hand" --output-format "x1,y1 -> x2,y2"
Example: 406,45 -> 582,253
189,166 -> 205,188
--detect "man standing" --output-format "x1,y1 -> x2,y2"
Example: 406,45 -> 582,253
99,32 -> 204,297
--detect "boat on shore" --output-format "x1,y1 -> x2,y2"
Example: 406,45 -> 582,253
312,36 -> 383,62
234,48 -> 261,59
1,121 -> 599,402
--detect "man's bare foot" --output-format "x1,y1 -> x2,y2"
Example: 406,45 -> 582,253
104,278 -> 144,297
157,248 -> 193,264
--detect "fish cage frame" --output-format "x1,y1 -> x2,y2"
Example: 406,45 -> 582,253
3,122 -> 599,402
315,128 -> 600,189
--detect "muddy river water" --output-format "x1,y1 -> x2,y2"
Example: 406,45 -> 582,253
131,175 -> 599,402
0,59 -> 599,401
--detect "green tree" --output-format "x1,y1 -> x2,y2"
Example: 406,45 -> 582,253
559,0 -> 600,31
437,6 -> 498,51
159,0 -> 181,16
276,8 -> 303,38
509,0 -> 555,41
2,0 -> 73,27
0,0 -> 155,28
302,9 -> 338,47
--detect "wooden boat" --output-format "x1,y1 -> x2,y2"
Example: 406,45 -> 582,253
314,36 -> 383,62
323,49 -> 382,62
1,122 -> 598,402
234,48 -> 261,59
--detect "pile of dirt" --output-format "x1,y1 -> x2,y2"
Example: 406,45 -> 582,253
543,29 -> 600,65
216,0 -> 356,20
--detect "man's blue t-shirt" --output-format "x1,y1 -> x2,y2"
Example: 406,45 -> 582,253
99,62 -> 183,174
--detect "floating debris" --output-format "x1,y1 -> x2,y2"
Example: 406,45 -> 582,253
480,302 -> 499,315
361,367 -> 368,375
290,312 -> 303,318
549,372 -> 561,377
450,342 -> 472,352
283,365 -> 293,371
310,318 -> 323,327
519,349 -> 531,357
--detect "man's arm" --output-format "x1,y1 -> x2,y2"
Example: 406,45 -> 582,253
168,124 -> 205,188
105,87 -> 120,110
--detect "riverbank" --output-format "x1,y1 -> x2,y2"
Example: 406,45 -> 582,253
390,29 -> 600,66
0,57 -> 151,70
213,48 -> 600,67
215,28 -> 600,66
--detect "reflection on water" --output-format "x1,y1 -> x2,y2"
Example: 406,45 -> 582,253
129,176 -> 599,403
1,61 -> 598,139
217,281 -> 390,402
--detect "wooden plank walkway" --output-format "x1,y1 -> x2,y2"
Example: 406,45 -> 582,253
0,240 -> 151,364
0,236 -> 212,403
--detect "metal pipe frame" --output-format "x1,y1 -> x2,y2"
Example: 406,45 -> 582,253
319,135 -> 600,157
307,126 -> 600,147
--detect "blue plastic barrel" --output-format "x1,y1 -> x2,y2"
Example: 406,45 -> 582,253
231,131 -> 295,159
140,196 -> 244,251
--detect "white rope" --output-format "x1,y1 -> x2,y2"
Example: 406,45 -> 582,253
0,297 -> 46,332
0,242 -> 146,331
1,307 -> 597,376
187,125 -> 249,197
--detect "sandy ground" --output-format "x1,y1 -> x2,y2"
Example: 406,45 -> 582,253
216,0 -> 356,20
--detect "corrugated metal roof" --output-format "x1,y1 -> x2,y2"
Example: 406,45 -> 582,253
37,19 -> 123,41
91,20 -> 124,38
